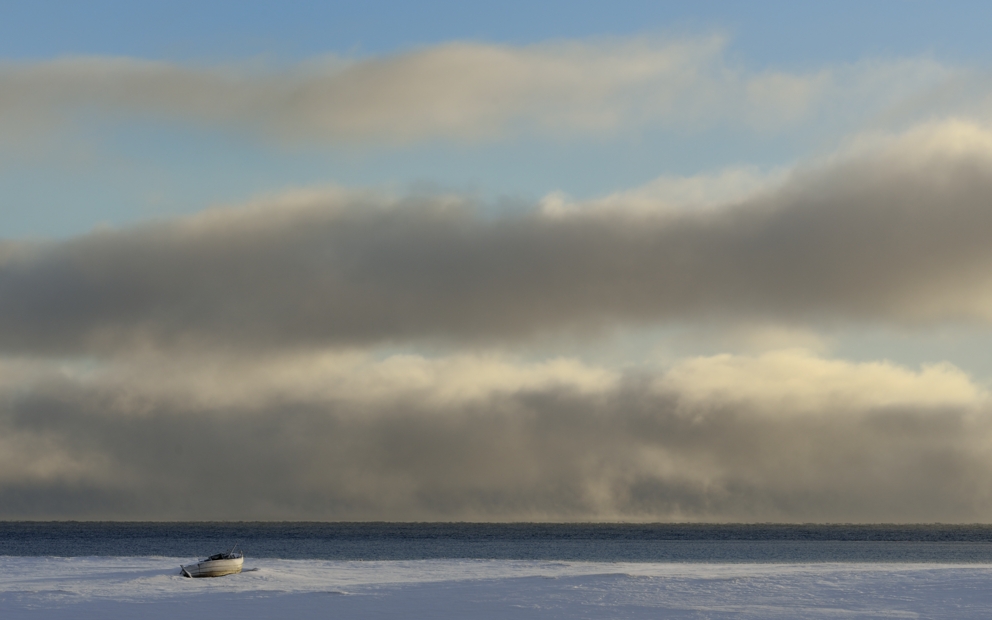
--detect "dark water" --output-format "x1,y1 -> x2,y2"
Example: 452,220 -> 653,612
4,522 -> 992,562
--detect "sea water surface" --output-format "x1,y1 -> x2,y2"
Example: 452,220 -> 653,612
4,522 -> 992,562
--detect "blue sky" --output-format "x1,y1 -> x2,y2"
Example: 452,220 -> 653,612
4,1 -> 991,65
5,2 -> 992,521
4,1 -> 987,237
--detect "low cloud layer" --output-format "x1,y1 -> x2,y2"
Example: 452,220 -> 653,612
4,122 -> 992,355
1,349 -> 988,521
5,120 -> 992,522
6,32 -> 992,525
0,38 -> 952,146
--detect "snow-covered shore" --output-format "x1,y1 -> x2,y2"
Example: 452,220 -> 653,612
2,557 -> 990,618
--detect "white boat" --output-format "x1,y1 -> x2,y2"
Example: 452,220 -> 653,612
180,548 -> 244,578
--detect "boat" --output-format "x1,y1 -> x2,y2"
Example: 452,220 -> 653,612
180,547 -> 244,578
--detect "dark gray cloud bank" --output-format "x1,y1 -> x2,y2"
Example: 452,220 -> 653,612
5,124 -> 992,520
3,373 -> 990,522
3,131 -> 992,356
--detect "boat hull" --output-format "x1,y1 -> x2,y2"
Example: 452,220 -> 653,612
181,555 -> 243,578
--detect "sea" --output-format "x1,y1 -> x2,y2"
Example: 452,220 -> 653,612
4,522 -> 992,563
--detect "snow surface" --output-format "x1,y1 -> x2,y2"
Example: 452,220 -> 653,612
2,557 -> 991,618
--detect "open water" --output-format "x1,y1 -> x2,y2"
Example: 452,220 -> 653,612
4,522 -> 992,562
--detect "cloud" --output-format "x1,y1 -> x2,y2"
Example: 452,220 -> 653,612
5,121 -> 992,355
5,37 -> 991,525
539,165 -> 787,216
1,349 -> 990,521
3,351 -> 618,412
0,38 -> 955,146
657,348 -> 982,414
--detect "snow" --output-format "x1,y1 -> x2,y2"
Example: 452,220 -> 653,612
1,557 -> 991,618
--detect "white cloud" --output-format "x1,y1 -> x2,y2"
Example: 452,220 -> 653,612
544,116 -> 992,218
10,348 -> 980,418
1,351 -> 619,413
656,348 -> 984,415
0,38 -> 959,146
540,165 -> 786,216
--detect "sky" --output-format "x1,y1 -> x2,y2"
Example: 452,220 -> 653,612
4,1 -> 992,521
